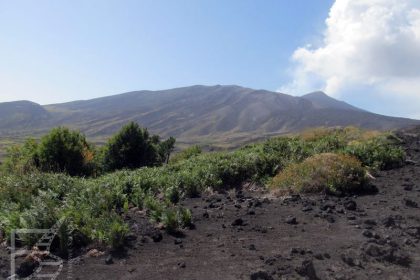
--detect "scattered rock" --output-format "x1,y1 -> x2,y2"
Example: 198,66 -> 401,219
406,226 -> 420,239
344,200 -> 357,211
125,233 -> 137,242
314,253 -> 324,260
247,210 -> 256,215
290,247 -> 308,255
16,259 -> 37,278
364,244 -> 411,266
341,254 -> 361,267
105,255 -> 113,265
249,244 -> 256,251
404,198 -> 418,208
295,259 -> 319,280
128,267 -> 136,273
151,232 -> 163,242
285,216 -> 298,225
363,219 -> 377,229
402,183 -> 414,191
321,214 -> 335,223
381,216 -> 396,228
232,218 -> 245,226
250,271 -> 274,280
362,230 -> 373,238
405,159 -> 417,165
320,202 -> 335,211
302,205 -> 313,212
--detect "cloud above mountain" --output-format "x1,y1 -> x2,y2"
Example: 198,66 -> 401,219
281,0 -> 420,118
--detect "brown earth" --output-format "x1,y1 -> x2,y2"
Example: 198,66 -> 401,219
1,126 -> 420,280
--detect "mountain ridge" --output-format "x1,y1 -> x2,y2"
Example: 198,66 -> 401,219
0,85 -> 419,148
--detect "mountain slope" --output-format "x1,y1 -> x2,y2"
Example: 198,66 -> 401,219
302,91 -> 364,111
0,85 -> 419,147
0,101 -> 50,136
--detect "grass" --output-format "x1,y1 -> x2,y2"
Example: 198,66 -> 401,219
0,126 -> 406,250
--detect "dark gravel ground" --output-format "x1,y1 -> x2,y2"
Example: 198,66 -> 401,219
1,126 -> 420,280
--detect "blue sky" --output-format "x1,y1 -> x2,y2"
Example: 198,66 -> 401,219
1,0 -> 419,118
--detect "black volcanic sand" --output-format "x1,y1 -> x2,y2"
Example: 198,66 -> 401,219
1,127 -> 420,280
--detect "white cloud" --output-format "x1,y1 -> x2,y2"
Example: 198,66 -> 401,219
281,0 -> 420,118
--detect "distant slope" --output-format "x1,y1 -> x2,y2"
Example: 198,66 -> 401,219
302,91 -> 364,111
0,85 -> 419,147
0,101 -> 50,136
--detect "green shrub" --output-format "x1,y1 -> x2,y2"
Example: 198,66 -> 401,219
165,186 -> 180,203
345,135 -> 405,170
102,122 -> 157,171
161,208 -> 179,233
102,122 -> 175,171
177,208 -> 192,228
37,127 -> 95,176
270,153 -> 369,195
108,216 -> 129,250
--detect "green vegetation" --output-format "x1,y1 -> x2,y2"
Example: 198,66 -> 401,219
270,153 -> 368,195
1,138 -> 38,175
0,126 -> 406,251
37,127 -> 95,176
102,122 -> 175,172
170,145 -> 202,164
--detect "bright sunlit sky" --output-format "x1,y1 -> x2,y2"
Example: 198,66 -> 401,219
1,0 -> 420,118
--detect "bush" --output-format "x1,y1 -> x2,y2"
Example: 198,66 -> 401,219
102,122 -> 175,171
177,207 -> 192,228
345,135 -> 405,170
270,153 -> 370,195
37,127 -> 94,176
108,216 -> 129,250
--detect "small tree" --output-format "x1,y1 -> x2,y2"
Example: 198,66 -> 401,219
37,127 -> 94,176
103,122 -> 154,171
158,137 -> 176,164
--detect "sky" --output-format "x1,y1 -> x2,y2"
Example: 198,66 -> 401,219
0,0 -> 419,118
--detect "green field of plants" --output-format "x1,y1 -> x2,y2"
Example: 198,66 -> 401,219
0,125 -> 406,253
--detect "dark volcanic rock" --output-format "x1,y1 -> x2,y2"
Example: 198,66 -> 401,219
151,232 -> 163,242
341,254 -> 362,267
232,218 -> 245,226
285,216 -> 298,225
362,230 -> 373,238
364,244 -> 411,266
344,200 -> 357,211
17,259 -> 38,278
404,198 -> 418,208
302,205 -> 313,212
105,255 -> 113,265
250,271 -> 274,280
295,260 -> 319,280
